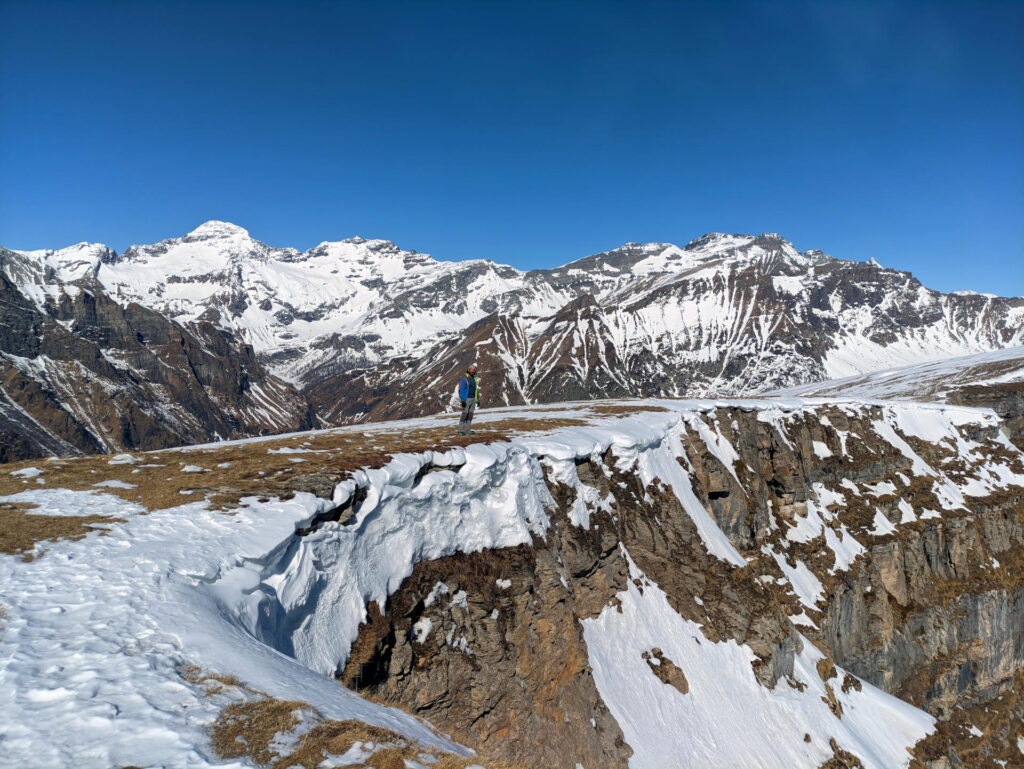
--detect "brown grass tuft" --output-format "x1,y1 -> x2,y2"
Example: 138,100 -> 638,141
816,657 -> 837,683
818,737 -> 866,768
586,402 -> 672,416
365,747 -> 408,769
210,697 -> 309,765
0,500 -> 123,560
277,719 -> 407,769
432,756 -> 524,769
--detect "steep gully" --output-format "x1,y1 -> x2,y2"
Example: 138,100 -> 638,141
207,400 -> 1024,769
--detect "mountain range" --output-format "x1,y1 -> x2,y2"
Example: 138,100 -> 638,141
2,221 -> 1022,460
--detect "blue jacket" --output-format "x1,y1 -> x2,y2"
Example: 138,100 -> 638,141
459,374 -> 480,403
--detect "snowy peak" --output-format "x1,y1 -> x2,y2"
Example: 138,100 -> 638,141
183,220 -> 253,241
3,242 -> 112,289
682,232 -> 756,251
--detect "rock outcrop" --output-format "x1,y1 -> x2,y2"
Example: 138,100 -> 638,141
317,400 -> 1023,768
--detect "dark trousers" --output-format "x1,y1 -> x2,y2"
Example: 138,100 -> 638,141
458,399 -> 476,433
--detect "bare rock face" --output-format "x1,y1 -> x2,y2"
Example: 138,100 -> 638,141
642,648 -> 689,694
673,406 -> 1024,767
951,380 -> 1024,449
338,528 -> 633,767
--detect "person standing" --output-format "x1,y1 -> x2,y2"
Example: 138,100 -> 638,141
458,364 -> 480,435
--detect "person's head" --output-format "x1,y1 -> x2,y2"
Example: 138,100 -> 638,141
467,363 -> 477,375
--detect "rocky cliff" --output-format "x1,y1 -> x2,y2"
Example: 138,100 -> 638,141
140,397 -> 1015,769
314,401 -> 1022,768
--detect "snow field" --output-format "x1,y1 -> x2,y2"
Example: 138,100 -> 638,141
0,491 -> 465,768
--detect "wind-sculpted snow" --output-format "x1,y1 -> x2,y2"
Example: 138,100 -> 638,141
236,443 -> 555,676
2,397 -> 1023,767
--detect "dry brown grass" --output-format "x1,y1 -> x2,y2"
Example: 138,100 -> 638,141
364,747 -> 407,769
207,693 -> 526,769
432,755 -> 525,769
182,667 -> 528,769
816,657 -> 837,683
0,426 -> 520,513
479,416 -> 587,433
0,500 -> 124,560
210,697 -> 310,765
284,720 -> 407,769
585,402 -> 672,416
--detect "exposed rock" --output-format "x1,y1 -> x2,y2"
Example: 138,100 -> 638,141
642,648 -> 689,695
820,738 -> 866,768
0,255 -> 314,461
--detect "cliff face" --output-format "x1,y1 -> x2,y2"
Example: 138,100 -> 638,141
678,405 -> 1024,767
318,401 -> 1024,768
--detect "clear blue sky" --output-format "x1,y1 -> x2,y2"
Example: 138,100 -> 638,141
1,0 -> 1021,295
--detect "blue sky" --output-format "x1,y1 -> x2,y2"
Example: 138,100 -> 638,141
1,0 -> 1021,294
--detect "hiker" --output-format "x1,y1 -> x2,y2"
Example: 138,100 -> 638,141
457,364 -> 480,435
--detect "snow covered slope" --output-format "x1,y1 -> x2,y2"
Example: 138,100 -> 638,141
4,397 -> 1022,767
771,346 -> 1024,450
8,221 -> 569,383
772,345 -> 1024,401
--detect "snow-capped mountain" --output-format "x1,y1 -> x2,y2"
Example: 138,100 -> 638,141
3,222 -> 1023,458
304,232 -> 1024,423
29,220 -> 569,383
